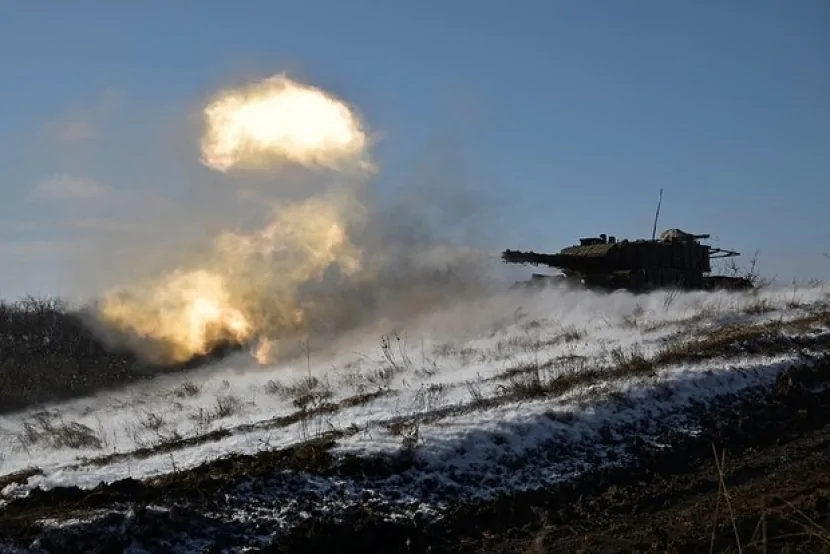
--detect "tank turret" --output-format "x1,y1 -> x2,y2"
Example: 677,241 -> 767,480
503,229 -> 752,292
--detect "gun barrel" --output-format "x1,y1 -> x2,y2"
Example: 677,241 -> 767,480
501,249 -> 567,268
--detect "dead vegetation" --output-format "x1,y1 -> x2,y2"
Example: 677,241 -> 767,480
0,285 -> 829,552
188,394 -> 246,431
0,297 -> 143,414
719,250 -> 771,289
4,356 -> 830,554
704,444 -> 830,553
337,365 -> 398,393
655,311 -> 830,367
379,307 -> 830,438
6,304 -> 825,484
17,412 -> 104,451
2,286 -> 827,479
507,310 -> 829,403
0,295 -> 256,416
495,343 -> 656,403
265,375 -> 334,410
171,381 -> 201,399
129,411 -> 184,449
14,388 -> 390,476
0,297 -> 229,415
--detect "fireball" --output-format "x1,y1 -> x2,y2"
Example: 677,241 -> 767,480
200,73 -> 374,174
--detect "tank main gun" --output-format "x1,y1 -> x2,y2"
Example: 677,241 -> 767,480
502,249 -> 569,267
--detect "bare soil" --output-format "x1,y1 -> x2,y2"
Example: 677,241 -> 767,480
269,355 -> 830,554
1,354 -> 829,553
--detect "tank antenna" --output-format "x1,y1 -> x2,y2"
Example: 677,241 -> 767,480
651,187 -> 663,240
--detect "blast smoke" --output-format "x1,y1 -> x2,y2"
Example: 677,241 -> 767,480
84,72 -> 495,367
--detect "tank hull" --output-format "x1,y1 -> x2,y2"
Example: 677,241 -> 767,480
504,228 -> 753,294
512,271 -> 753,293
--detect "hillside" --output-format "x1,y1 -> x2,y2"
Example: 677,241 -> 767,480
0,283 -> 829,553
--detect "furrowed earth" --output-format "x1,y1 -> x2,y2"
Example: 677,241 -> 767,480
0,284 -> 829,553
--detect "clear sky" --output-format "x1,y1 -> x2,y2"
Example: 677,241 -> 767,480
0,1 -> 828,299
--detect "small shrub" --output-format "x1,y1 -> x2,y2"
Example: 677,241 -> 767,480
19,413 -> 103,450
389,420 -> 421,451
412,383 -> 448,413
609,345 -> 655,377
172,381 -> 200,398
336,365 -> 397,394
745,297 -> 774,315
499,366 -> 546,399
139,412 -> 165,433
622,304 -> 645,329
560,325 -> 584,343
465,379 -> 486,405
265,376 -> 333,410
214,394 -> 242,419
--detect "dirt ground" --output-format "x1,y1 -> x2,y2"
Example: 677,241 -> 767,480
462,399 -> 830,554
2,357 -> 829,554
269,356 -> 830,554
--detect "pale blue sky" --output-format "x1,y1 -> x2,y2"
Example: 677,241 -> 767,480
0,1 -> 828,298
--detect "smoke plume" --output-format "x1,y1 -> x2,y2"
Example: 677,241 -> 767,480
84,72 -> 494,367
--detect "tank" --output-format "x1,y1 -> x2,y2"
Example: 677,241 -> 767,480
502,228 -> 753,292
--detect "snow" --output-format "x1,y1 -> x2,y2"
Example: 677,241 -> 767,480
0,283 -> 827,509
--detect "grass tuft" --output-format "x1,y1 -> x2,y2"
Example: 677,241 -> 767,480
18,412 -> 103,450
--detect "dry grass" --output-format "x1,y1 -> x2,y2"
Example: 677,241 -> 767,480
390,307 -> 830,436
337,366 -> 399,393
495,343 -> 655,402
265,376 -> 334,410
708,444 -> 830,553
465,379 -> 487,405
609,343 -> 656,376
184,393 -> 247,433
654,311 -> 829,368
213,394 -> 244,419
17,412 -> 103,451
171,381 -> 201,399
3,290 -> 828,465
412,383 -> 448,413
128,410 -> 183,449
388,419 -> 421,451
743,297 -> 775,315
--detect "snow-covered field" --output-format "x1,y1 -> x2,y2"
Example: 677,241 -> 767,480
1,283 -> 828,527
